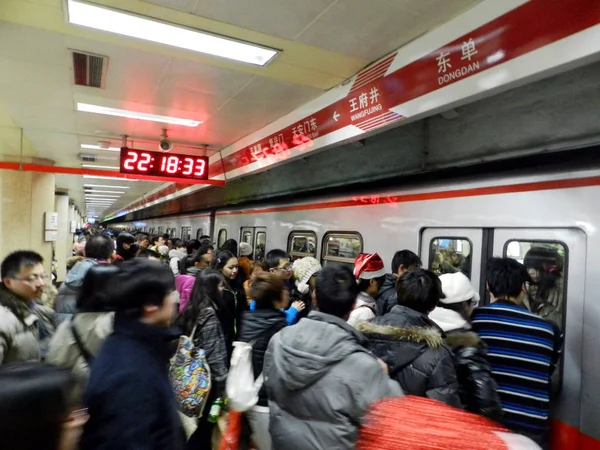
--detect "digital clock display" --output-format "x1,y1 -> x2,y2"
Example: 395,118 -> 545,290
119,148 -> 209,180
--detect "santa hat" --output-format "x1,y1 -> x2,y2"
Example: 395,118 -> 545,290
353,253 -> 386,280
358,396 -> 541,450
292,257 -> 322,295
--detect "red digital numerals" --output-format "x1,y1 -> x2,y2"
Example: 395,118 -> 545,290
121,149 -> 207,179
352,195 -> 399,208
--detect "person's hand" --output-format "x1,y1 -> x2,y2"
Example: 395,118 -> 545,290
291,301 -> 306,312
377,358 -> 389,375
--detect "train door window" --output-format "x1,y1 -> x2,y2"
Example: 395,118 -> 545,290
157,227 -> 164,235
429,238 -> 473,279
181,227 -> 191,241
196,229 -> 204,240
288,231 -> 317,262
255,230 -> 267,262
321,232 -> 363,269
503,240 -> 567,328
217,229 -> 227,249
240,228 -> 253,246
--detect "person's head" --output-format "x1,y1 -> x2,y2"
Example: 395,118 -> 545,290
250,260 -> 268,282
391,250 -> 422,277
239,242 -> 253,259
1,251 -> 46,301
109,259 -> 177,327
251,273 -> 288,310
136,233 -> 150,249
157,245 -> 169,258
189,244 -> 213,269
116,233 -> 135,252
0,362 -> 83,450
438,272 -> 479,320
212,250 -> 238,283
292,257 -> 322,295
76,264 -> 120,312
84,234 -> 115,262
354,253 -> 386,296
172,239 -> 185,252
485,257 -> 531,304
396,268 -> 444,314
150,235 -> 165,248
220,239 -> 238,256
315,265 -> 359,319
266,249 -> 292,280
179,269 -> 225,334
186,239 -> 201,255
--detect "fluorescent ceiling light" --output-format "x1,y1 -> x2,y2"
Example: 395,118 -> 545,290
84,184 -> 131,189
77,103 -> 201,127
86,201 -> 115,204
86,194 -> 120,198
84,175 -> 138,181
81,144 -> 120,152
67,0 -> 278,66
84,190 -> 126,194
82,164 -> 119,170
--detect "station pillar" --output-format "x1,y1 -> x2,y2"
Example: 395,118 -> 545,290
0,170 -> 56,275
54,193 -> 70,283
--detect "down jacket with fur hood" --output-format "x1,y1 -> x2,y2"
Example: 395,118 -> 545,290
357,305 -> 461,408
429,306 -> 503,422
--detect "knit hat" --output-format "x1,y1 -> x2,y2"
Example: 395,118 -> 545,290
292,257 -> 322,295
239,242 -> 253,257
157,245 -> 169,257
353,253 -> 386,280
439,272 -> 480,304
358,396 -> 541,450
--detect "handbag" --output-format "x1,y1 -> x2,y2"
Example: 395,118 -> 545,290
169,323 -> 212,419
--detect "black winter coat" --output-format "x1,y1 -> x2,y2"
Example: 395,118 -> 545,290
80,315 -> 186,450
445,330 -> 503,422
374,274 -> 397,316
357,305 -> 461,408
221,284 -> 247,357
238,309 -> 287,406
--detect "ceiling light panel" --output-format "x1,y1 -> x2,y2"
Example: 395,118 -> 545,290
77,103 -> 201,127
81,164 -> 119,170
84,190 -> 126,194
85,194 -> 120,198
67,0 -> 278,66
84,184 -> 131,189
81,144 -> 120,152
83,175 -> 137,181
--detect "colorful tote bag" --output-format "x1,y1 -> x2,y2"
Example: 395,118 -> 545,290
169,324 -> 212,418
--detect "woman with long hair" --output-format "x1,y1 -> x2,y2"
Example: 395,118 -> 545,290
212,251 -> 247,355
523,246 -> 563,325
176,270 -> 229,450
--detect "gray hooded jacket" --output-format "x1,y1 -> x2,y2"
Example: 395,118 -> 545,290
55,259 -> 97,324
264,311 -> 402,450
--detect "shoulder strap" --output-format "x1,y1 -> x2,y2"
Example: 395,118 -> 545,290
70,317 -> 95,365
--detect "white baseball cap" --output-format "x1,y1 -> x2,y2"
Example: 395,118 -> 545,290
439,272 -> 480,304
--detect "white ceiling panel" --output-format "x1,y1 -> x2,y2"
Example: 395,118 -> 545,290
0,83 -> 74,110
0,58 -> 72,89
7,104 -> 77,135
25,131 -> 80,163
191,0 -> 337,40
0,22 -> 69,67
142,0 -> 196,13
296,0 -> 479,60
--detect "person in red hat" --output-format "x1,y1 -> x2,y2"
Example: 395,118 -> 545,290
348,253 -> 386,326
357,396 -> 541,450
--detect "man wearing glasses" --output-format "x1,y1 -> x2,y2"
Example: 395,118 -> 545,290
0,250 -> 55,365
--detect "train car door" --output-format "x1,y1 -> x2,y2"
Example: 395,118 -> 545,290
254,227 -> 267,262
420,228 -> 483,295
492,228 -> 585,445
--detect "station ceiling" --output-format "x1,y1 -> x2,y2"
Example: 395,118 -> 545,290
0,0 -> 478,218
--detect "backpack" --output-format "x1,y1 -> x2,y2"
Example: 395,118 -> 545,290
169,324 -> 212,418
225,341 -> 263,412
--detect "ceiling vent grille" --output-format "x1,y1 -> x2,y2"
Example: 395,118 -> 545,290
71,51 -> 108,88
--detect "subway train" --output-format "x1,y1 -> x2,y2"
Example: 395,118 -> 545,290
112,163 -> 600,448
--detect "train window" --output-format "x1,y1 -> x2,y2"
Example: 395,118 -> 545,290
218,229 -> 227,249
321,232 -> 363,269
288,231 -> 317,262
255,232 -> 266,262
196,229 -> 204,240
181,226 -> 191,241
503,240 -> 567,327
429,237 -> 473,279
242,231 -> 252,244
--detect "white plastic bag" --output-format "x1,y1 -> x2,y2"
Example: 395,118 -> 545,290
225,341 -> 263,412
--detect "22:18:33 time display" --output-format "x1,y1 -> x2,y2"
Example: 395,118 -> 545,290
119,148 -> 209,180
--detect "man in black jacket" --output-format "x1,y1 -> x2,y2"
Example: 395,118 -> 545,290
358,268 -> 461,407
375,250 -> 422,316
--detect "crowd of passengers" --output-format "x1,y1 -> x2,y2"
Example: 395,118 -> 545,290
0,228 -> 563,450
